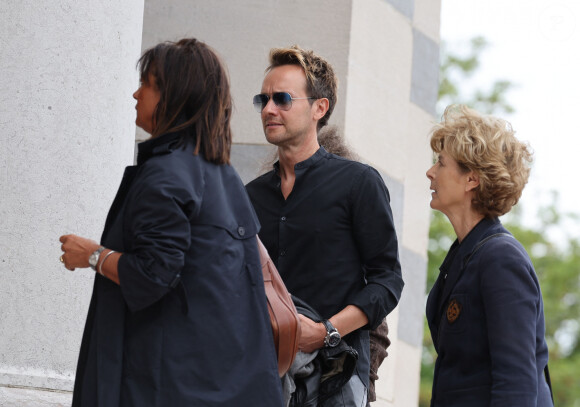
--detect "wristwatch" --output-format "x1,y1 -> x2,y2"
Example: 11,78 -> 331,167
88,246 -> 105,271
322,319 -> 341,348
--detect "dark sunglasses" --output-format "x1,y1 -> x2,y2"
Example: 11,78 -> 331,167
252,92 -> 315,113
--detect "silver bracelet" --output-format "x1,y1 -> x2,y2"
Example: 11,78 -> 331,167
98,250 -> 117,276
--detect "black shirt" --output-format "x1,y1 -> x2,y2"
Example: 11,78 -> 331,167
246,147 -> 403,384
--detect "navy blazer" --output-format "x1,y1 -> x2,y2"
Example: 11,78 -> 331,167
72,132 -> 283,407
426,217 -> 552,406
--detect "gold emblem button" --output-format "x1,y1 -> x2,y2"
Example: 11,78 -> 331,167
447,299 -> 462,324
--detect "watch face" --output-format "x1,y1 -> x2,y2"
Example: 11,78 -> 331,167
327,332 -> 341,347
89,247 -> 104,267
89,253 -> 98,266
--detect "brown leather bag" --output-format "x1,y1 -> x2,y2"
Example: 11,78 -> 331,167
257,236 -> 301,377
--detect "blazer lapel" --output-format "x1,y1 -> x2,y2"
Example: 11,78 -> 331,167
436,244 -> 465,319
435,218 -> 498,318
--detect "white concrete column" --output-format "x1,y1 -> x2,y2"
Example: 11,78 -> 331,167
0,0 -> 144,404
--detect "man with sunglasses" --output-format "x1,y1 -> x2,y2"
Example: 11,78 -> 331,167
246,45 -> 403,406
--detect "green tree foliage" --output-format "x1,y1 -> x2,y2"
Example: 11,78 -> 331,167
420,38 -> 580,406
437,36 -> 515,116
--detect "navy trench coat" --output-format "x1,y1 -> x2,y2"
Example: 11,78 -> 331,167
72,132 -> 283,406
426,217 -> 552,406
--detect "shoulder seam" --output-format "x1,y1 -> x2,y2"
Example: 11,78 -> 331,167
347,164 -> 373,204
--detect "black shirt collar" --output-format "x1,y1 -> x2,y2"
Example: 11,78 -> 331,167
273,146 -> 328,176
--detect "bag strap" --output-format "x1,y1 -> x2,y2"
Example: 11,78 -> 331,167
462,232 -> 512,268
465,232 -> 554,404
545,364 -> 554,405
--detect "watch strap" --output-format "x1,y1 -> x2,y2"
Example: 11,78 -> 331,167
322,319 -> 341,347
322,319 -> 335,334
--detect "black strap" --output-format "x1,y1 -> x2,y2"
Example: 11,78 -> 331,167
545,365 -> 554,405
462,232 -> 512,267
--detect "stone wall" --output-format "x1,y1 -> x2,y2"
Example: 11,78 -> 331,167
0,0 -> 144,404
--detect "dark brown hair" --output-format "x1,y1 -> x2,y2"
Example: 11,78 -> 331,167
317,126 -> 358,161
138,38 -> 232,164
267,45 -> 338,131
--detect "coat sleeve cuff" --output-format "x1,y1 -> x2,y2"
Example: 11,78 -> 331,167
117,253 -> 175,312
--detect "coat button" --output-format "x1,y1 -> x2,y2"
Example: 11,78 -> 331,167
281,216 -> 286,222
237,226 -> 245,236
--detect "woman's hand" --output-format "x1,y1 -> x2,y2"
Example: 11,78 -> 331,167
59,234 -> 100,271
298,315 -> 326,353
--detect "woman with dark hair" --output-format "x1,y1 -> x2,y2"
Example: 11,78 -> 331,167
425,105 -> 552,406
60,38 -> 283,406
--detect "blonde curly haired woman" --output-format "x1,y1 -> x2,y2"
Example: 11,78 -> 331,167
425,105 -> 553,406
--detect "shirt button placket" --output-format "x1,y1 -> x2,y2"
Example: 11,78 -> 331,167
278,215 -> 287,265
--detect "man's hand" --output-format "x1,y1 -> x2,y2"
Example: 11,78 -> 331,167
298,315 -> 326,353
297,305 -> 369,353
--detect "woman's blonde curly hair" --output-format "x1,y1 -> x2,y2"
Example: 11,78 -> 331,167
430,105 -> 533,218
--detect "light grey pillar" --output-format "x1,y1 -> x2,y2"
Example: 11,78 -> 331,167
0,1 -> 144,404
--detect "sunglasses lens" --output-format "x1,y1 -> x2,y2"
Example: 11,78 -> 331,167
253,92 -> 295,112
252,94 -> 268,113
272,92 -> 293,110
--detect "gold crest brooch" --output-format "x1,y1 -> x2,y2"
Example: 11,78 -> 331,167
447,299 -> 462,324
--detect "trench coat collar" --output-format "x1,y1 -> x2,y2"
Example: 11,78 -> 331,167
101,132 -> 184,242
137,132 -> 184,165
437,217 -> 501,314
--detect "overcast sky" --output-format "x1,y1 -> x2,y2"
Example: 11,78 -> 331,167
440,0 -> 580,240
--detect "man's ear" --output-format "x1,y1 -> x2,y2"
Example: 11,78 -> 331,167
465,171 -> 480,192
312,98 -> 329,121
